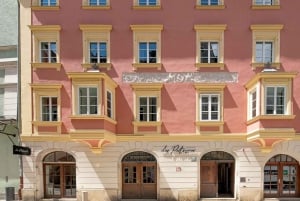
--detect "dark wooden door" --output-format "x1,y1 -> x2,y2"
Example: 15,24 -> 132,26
200,161 -> 217,198
122,162 -> 157,199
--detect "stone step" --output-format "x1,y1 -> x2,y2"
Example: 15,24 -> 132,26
41,199 -> 77,201
264,198 -> 300,201
199,199 -> 237,201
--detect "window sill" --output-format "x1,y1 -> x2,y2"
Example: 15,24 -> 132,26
195,5 -> 225,9
32,121 -> 62,135
32,121 -> 62,126
82,63 -> 112,71
132,121 -> 162,134
196,121 -> 224,126
247,115 -> 296,125
251,62 -> 281,69
251,5 -> 280,10
132,63 -> 162,70
195,121 -> 224,134
82,5 -> 111,10
132,5 -> 161,10
195,63 -> 225,70
31,6 -> 60,11
31,62 -> 61,71
70,115 -> 117,124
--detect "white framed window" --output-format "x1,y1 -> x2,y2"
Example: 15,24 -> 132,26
41,96 -> 58,121
139,42 -> 157,63
200,94 -> 220,121
40,0 -> 57,6
89,0 -> 107,6
78,87 -> 98,115
89,42 -> 107,63
139,96 -> 157,122
106,90 -> 113,118
265,86 -> 286,115
255,41 -> 273,64
248,88 -> 259,119
139,0 -> 157,5
254,0 -> 273,5
40,42 -> 57,63
200,0 -> 220,5
200,41 -> 219,63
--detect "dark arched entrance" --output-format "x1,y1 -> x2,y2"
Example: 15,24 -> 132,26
200,151 -> 235,198
43,151 -> 76,198
264,154 -> 299,198
122,151 -> 157,199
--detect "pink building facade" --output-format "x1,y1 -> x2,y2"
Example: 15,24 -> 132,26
19,0 -> 300,200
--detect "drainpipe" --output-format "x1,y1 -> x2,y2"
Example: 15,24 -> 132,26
16,0 -> 23,200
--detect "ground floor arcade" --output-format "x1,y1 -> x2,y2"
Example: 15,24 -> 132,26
21,140 -> 300,201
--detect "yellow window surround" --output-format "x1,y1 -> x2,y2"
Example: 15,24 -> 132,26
131,83 -> 163,134
195,0 -> 225,9
132,0 -> 161,9
80,25 -> 112,71
194,83 -> 226,134
29,25 -> 61,70
31,84 -> 62,135
251,0 -> 280,9
245,72 -> 297,123
31,0 -> 60,10
82,0 -> 111,9
194,24 -> 227,70
250,24 -> 283,69
131,25 -> 163,70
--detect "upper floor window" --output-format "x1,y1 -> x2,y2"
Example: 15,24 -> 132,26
40,0 -> 56,6
251,24 -> 283,69
200,94 -> 220,121
265,86 -> 285,115
245,72 -> 296,123
29,25 -> 61,70
78,87 -> 98,115
252,0 -> 280,9
89,42 -> 107,63
139,0 -> 157,6
106,90 -> 113,118
255,41 -> 272,64
133,0 -> 160,9
40,42 -> 57,63
89,0 -> 107,6
82,0 -> 110,8
196,0 -> 224,9
130,25 -> 163,70
139,96 -> 157,121
194,84 -> 225,134
32,0 -> 59,10
200,0 -> 220,5
200,41 -> 219,63
194,24 -> 226,70
41,96 -> 58,121
80,25 -> 112,70
139,42 -> 157,63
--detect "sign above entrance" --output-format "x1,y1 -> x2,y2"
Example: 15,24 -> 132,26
161,145 -> 196,155
13,145 -> 31,156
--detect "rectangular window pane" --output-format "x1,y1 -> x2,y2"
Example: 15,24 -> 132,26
200,42 -> 219,63
200,94 -> 220,121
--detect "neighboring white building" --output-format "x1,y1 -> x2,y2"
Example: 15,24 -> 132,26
0,0 -> 19,199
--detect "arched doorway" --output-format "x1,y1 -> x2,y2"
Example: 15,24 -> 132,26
200,151 -> 235,198
264,154 -> 299,198
43,151 -> 76,198
122,151 -> 157,199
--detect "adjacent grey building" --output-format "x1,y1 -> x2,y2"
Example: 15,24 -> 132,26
0,0 -> 19,199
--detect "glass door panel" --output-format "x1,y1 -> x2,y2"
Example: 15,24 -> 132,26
264,165 -> 278,195
64,165 -> 76,197
282,165 -> 297,196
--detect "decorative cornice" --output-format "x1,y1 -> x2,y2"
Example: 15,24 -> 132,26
29,25 -> 61,32
130,24 -> 163,31
79,24 -> 112,31
194,24 -> 227,31
123,72 -> 238,83
250,24 -> 284,30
